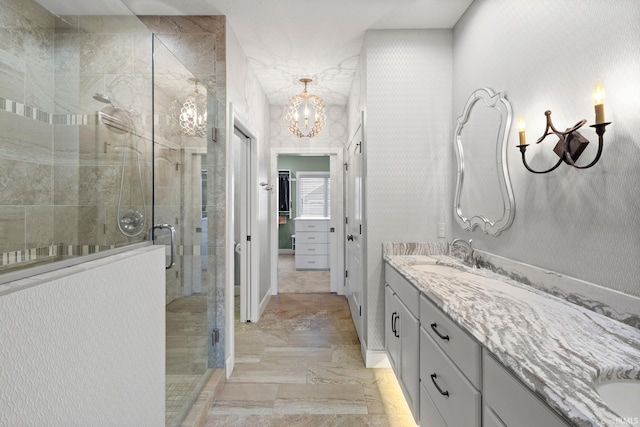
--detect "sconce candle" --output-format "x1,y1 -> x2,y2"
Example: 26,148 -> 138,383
593,81 -> 605,124
518,116 -> 527,145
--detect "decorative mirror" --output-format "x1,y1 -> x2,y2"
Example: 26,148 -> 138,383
454,88 -> 515,236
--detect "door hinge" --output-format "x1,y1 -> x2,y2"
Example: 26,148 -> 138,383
211,329 -> 220,345
345,270 -> 348,278
359,224 -> 362,235
247,235 -> 251,241
345,217 -> 349,224
359,306 -> 362,316
344,162 -> 349,171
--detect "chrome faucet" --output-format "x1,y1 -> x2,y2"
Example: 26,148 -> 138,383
450,238 -> 475,267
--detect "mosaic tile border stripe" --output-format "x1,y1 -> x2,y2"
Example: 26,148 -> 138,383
0,96 -> 169,129
0,97 -> 52,124
0,244 -> 118,267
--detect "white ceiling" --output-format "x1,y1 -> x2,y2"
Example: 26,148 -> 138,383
36,0 -> 473,106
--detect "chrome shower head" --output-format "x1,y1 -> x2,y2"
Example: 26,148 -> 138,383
93,93 -> 113,105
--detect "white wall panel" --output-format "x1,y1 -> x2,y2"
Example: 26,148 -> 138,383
0,246 -> 165,426
363,29 -> 453,351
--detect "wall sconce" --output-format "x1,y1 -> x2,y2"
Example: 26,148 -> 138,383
517,81 -> 611,174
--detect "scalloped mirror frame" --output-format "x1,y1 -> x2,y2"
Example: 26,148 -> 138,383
453,88 -> 515,236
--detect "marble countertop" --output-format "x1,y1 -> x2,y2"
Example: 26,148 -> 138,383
383,247 -> 640,427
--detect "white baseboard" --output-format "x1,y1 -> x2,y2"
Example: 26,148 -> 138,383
225,355 -> 234,379
279,249 -> 294,255
258,291 -> 271,318
361,342 -> 391,368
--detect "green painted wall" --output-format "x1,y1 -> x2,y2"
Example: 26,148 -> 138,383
277,156 -> 330,250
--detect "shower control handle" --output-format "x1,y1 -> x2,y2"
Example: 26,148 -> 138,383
149,224 -> 176,269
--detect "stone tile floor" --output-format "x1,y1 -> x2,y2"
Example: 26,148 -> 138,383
201,293 -> 417,427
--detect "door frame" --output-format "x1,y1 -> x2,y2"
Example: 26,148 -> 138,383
269,146 -> 344,295
225,104 -> 259,378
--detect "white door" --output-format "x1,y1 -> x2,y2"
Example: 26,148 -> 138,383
233,128 -> 252,322
345,119 -> 364,338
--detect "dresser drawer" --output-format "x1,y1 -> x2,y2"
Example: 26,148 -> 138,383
295,232 -> 328,244
296,243 -> 329,255
420,294 -> 481,388
385,264 -> 419,318
295,219 -> 328,232
295,255 -> 329,269
420,327 -> 481,427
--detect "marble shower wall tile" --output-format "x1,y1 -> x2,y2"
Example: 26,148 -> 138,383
0,111 -> 53,164
25,205 -> 53,248
0,206 -> 25,252
0,49 -> 25,102
0,158 -> 52,206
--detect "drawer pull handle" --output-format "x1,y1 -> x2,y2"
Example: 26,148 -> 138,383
393,313 -> 400,337
430,373 -> 449,397
430,323 -> 450,341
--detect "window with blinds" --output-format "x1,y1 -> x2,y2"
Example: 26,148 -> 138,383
296,172 -> 330,217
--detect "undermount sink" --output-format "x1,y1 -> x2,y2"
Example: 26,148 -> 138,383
409,264 -> 463,275
596,380 -> 640,420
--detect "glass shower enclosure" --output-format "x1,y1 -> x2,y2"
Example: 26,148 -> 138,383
0,1 -> 217,425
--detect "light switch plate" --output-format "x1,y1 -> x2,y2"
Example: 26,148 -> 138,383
437,223 -> 446,238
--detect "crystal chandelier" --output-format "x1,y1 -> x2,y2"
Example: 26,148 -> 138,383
285,78 -> 326,138
173,78 -> 207,137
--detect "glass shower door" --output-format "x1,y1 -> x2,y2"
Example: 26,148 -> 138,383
152,36 -> 213,427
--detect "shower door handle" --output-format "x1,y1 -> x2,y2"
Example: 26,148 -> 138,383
149,224 -> 176,269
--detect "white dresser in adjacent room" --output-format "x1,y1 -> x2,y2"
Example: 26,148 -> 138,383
294,217 -> 330,270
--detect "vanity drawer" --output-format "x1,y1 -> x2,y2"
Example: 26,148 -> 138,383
420,327 -> 481,427
420,383 -> 447,427
295,219 -> 328,232
296,243 -> 329,255
483,351 -> 569,427
295,255 -> 329,270
385,265 -> 419,318
420,294 -> 481,388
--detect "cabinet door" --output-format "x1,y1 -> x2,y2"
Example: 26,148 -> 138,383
398,298 -> 420,422
385,284 -> 400,372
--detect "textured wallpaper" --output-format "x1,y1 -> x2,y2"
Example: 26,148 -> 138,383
0,247 -> 165,426
360,29 -> 453,351
452,0 -> 640,297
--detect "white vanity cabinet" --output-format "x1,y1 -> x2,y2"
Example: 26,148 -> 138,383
294,218 -> 329,269
384,260 -> 573,427
483,350 -> 570,427
419,294 -> 481,427
384,265 -> 420,422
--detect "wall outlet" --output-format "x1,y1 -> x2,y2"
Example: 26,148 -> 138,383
437,223 -> 446,238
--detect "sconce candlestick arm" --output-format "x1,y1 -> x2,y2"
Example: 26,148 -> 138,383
562,122 -> 610,169
518,144 -> 564,174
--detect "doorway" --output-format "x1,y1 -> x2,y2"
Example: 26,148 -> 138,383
269,148 -> 344,296
226,106 -> 260,378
